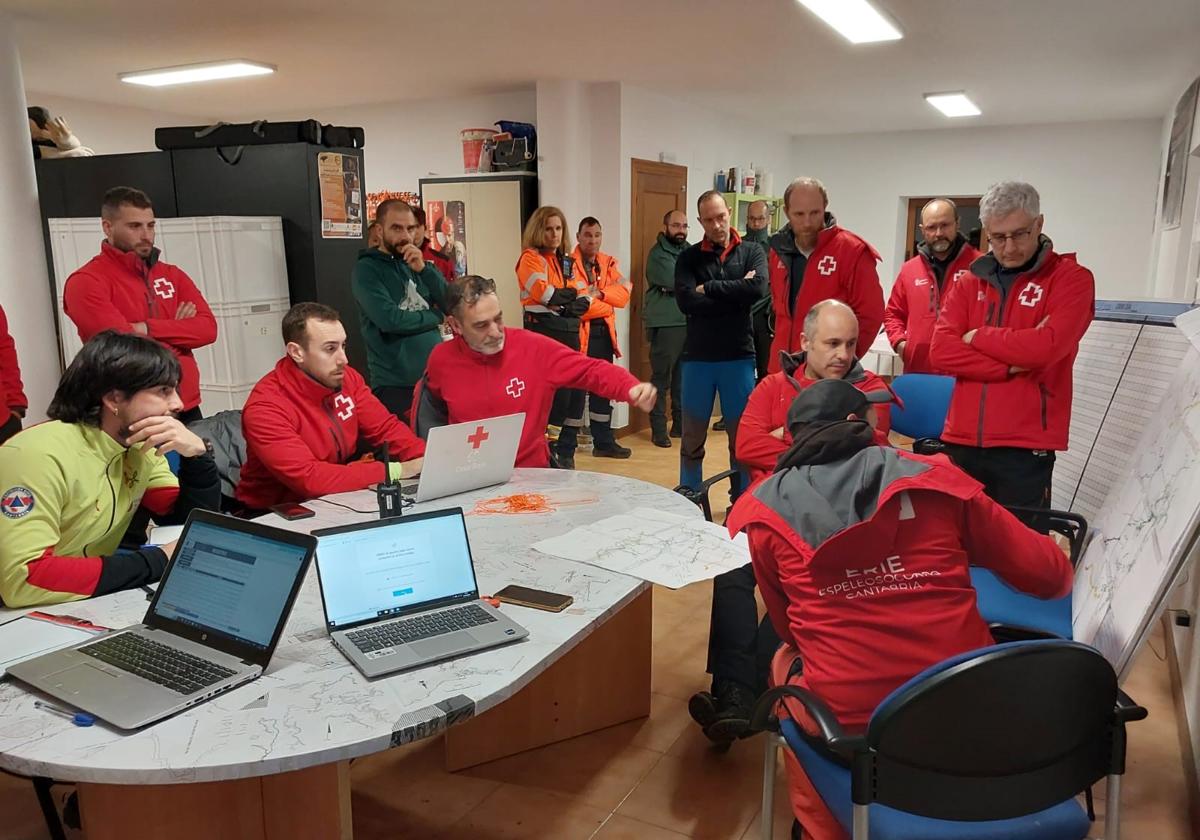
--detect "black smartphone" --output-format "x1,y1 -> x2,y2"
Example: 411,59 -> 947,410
269,502 -> 316,521
493,584 -> 574,613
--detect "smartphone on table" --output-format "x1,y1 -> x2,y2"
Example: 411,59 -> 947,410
493,585 -> 574,613
269,502 -> 316,521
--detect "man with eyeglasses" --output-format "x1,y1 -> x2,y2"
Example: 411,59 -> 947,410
351,199 -> 450,421
884,198 -> 980,373
743,200 -> 775,381
644,209 -> 690,447
930,181 -> 1094,508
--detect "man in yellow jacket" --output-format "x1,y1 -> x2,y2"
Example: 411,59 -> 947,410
569,216 -> 634,461
0,331 -> 220,607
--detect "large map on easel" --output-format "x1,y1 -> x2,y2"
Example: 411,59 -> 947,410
1071,307 -> 1200,676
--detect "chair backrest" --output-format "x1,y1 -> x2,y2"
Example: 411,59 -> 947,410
888,374 -> 955,440
187,410 -> 246,499
1005,506 -> 1089,565
860,640 -> 1120,821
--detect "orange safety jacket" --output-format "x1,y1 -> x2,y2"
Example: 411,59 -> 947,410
572,246 -> 632,357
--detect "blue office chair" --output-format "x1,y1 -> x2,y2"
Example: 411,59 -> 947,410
887,374 -> 954,453
972,507 -> 1088,642
750,640 -> 1146,840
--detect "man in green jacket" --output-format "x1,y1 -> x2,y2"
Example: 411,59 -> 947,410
743,199 -> 774,381
351,200 -> 449,420
644,209 -> 689,447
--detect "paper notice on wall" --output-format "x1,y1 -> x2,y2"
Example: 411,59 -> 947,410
318,152 -> 363,238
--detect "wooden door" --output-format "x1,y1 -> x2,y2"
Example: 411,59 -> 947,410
628,159 -> 688,434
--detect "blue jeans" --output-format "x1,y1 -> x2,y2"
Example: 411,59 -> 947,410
679,358 -> 755,496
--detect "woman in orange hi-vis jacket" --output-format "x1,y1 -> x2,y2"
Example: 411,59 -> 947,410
516,206 -> 590,468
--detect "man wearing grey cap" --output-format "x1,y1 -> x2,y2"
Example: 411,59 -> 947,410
726,377 -> 1072,837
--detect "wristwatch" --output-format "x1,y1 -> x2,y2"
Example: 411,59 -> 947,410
200,438 -> 215,458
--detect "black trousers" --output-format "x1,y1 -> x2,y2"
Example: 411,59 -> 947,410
647,325 -> 685,436
567,320 -> 617,452
752,305 -> 773,381
526,313 -> 585,455
0,411 -> 21,445
943,443 -> 1056,509
706,563 -> 781,694
374,385 -> 415,422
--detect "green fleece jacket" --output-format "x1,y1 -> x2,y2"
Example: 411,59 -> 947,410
644,233 -> 687,328
742,226 -> 773,316
351,248 -> 449,388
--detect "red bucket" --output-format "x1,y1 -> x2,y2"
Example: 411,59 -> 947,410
461,128 -> 493,173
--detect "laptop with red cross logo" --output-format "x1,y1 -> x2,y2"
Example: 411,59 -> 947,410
414,413 -> 525,503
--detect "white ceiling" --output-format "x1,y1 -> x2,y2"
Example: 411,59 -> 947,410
5,0 -> 1200,134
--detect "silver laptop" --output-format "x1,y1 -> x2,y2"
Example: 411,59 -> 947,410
410,413 -> 524,503
313,508 -> 528,679
9,511 -> 316,730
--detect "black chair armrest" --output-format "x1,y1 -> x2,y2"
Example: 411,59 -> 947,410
988,622 -> 1065,643
1003,505 -> 1089,566
912,438 -> 945,456
1115,689 -> 1149,723
673,469 -> 738,523
750,684 -> 864,760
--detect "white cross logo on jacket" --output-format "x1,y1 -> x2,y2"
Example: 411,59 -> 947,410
1018,282 -> 1044,308
506,378 -> 526,399
153,278 -> 175,299
817,256 -> 837,276
953,270 -> 967,283
333,394 -> 355,420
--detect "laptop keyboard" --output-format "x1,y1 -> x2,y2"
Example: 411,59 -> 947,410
347,604 -> 497,653
81,633 -> 237,696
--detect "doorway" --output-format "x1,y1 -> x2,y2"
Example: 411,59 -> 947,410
904,196 -> 982,261
628,159 -> 688,434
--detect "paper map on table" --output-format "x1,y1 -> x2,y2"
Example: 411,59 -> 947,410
532,507 -> 750,589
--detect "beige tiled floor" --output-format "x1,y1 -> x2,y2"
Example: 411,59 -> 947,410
0,427 -> 1193,838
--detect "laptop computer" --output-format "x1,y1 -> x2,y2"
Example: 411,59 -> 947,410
9,510 -> 316,730
313,507 -> 528,679
409,413 -> 524,503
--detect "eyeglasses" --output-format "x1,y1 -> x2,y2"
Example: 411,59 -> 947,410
988,227 -> 1035,247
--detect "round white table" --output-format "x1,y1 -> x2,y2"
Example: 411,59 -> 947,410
0,469 -> 699,840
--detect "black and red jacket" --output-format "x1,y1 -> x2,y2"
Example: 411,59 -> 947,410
236,358 -> 425,509
766,218 -> 884,373
930,238 -> 1094,451
883,238 -> 980,374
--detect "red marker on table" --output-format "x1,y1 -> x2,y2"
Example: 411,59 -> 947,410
26,611 -> 109,634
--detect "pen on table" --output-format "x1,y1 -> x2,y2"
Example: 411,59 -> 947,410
34,701 -> 95,727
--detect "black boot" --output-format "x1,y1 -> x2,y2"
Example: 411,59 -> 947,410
690,679 -> 755,744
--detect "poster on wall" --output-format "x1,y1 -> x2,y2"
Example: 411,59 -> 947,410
1161,76 -> 1199,230
318,152 -> 363,238
365,191 -> 419,222
426,200 -> 469,274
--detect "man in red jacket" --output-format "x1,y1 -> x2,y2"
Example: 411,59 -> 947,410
727,378 -> 1072,838
63,187 -> 217,424
413,275 -> 657,468
884,198 -> 981,374
930,181 -> 1094,508
738,300 -> 892,482
766,178 -> 884,374
236,303 -> 425,511
0,303 -> 27,445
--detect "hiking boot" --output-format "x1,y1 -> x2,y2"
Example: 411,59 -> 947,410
652,432 -> 671,448
712,418 -> 727,432
703,680 -> 756,743
669,421 -> 682,438
593,443 -> 632,459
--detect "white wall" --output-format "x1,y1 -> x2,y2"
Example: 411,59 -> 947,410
25,91 -> 207,155
790,119 -> 1163,301
251,88 -> 536,195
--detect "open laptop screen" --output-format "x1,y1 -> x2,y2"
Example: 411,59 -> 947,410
151,520 -> 312,651
316,510 -> 478,629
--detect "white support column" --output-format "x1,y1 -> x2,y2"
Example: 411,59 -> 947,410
0,16 -> 60,423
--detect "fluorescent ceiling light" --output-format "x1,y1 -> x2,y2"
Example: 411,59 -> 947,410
796,0 -> 902,44
924,91 -> 982,118
120,60 -> 275,88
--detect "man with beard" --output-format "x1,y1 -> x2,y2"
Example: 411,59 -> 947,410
766,178 -> 884,373
644,210 -> 689,447
351,199 -> 450,420
414,275 -> 657,469
64,186 -> 217,424
884,198 -> 981,373
0,331 -> 220,607
235,303 -> 425,511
